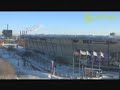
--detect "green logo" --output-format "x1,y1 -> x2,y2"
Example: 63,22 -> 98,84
84,13 -> 118,23
84,14 -> 95,23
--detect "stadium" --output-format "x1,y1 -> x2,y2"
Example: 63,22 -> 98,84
19,34 -> 120,67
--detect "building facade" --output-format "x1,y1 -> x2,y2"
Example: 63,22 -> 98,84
2,30 -> 12,38
20,35 -> 120,65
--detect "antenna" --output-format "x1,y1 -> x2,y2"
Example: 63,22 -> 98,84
7,24 -> 8,30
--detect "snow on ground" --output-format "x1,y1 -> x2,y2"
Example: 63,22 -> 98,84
24,52 -> 83,78
0,47 -> 119,79
17,75 -> 41,79
102,71 -> 119,79
0,48 -> 53,79
0,47 -> 67,79
56,64 -> 83,76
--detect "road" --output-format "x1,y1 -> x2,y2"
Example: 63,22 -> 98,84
0,58 -> 17,79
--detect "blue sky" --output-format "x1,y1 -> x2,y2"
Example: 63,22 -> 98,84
0,12 -> 120,35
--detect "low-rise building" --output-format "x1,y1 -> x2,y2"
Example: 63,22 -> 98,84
2,30 -> 12,38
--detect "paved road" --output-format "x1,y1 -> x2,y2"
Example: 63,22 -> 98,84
0,58 -> 17,79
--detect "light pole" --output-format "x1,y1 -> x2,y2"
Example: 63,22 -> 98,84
82,64 -> 84,79
98,52 -> 101,77
119,64 -> 120,79
107,40 -> 110,66
91,54 -> 94,78
72,39 -> 79,79
84,54 -> 88,79
73,54 -> 75,79
79,55 -> 80,79
51,60 -> 54,75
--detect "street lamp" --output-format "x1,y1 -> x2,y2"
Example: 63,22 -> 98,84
119,64 -> 120,79
51,60 -> 55,75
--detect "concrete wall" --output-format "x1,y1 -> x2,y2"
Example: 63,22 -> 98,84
23,36 -> 120,64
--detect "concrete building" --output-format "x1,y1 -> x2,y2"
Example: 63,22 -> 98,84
2,30 -> 12,38
20,35 -> 120,65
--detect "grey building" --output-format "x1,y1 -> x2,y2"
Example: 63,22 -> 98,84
21,35 -> 120,65
2,30 -> 12,38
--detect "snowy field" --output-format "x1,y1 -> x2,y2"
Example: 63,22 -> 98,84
0,46 -> 119,79
0,48 -> 63,79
